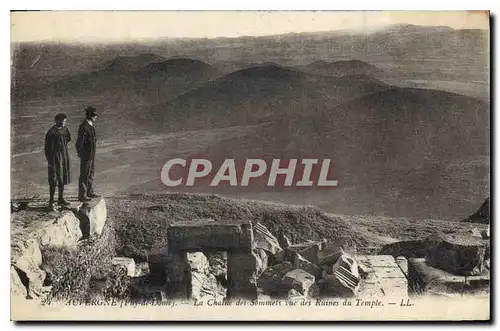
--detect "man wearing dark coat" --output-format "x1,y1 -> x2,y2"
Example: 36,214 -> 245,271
76,106 -> 100,202
44,113 -> 72,207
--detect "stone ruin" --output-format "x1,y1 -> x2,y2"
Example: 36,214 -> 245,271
146,219 -> 491,301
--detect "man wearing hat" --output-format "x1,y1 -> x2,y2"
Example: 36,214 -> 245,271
44,113 -> 72,208
76,106 -> 100,202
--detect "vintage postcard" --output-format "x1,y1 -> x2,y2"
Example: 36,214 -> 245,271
10,10 -> 490,321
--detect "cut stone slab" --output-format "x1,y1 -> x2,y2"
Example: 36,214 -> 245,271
282,269 -> 317,297
355,255 -> 408,298
253,222 -> 283,256
76,197 -> 107,237
112,257 -> 136,277
408,258 -> 467,296
425,234 -> 487,276
323,255 -> 360,297
168,220 -> 253,253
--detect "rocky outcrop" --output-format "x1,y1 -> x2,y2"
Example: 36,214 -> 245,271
10,197 -> 108,301
463,198 -> 490,224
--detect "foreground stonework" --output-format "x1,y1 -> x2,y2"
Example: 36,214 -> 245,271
10,197 -> 108,300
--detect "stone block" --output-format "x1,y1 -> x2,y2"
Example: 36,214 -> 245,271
294,253 -> 322,280
168,220 -> 253,253
227,252 -> 259,299
408,258 -> 466,296
317,246 -> 344,266
253,223 -> 283,256
148,246 -> 172,279
112,257 -> 136,277
282,269 -> 317,297
77,197 -> 107,237
258,261 -> 294,294
463,275 -> 490,295
323,255 -> 360,297
426,234 -> 487,276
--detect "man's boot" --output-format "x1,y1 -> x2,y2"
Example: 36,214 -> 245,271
48,184 -> 56,209
58,185 -> 71,206
78,181 -> 91,202
86,182 -> 100,199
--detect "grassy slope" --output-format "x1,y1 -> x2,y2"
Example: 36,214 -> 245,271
107,192 -> 488,263
108,193 -> 372,262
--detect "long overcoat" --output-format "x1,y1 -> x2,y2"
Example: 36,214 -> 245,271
44,125 -> 71,185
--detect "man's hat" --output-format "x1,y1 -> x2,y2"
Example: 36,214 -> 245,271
54,113 -> 67,122
85,106 -> 98,118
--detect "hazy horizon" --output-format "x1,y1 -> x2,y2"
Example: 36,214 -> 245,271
11,11 -> 489,43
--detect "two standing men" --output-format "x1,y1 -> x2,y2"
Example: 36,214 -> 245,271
44,106 -> 100,208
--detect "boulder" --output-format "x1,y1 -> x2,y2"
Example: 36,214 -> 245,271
253,223 -> 283,256
38,211 -> 82,248
282,269 -> 317,297
76,197 -> 107,237
11,266 -> 27,298
112,257 -> 136,277
323,254 -> 360,297
426,234 -> 487,276
11,238 -> 45,294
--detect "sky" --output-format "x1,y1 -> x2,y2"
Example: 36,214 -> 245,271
11,11 -> 489,43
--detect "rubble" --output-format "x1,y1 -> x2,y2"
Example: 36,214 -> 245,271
281,269 -> 318,297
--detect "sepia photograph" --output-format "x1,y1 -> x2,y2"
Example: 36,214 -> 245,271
9,10 -> 490,321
